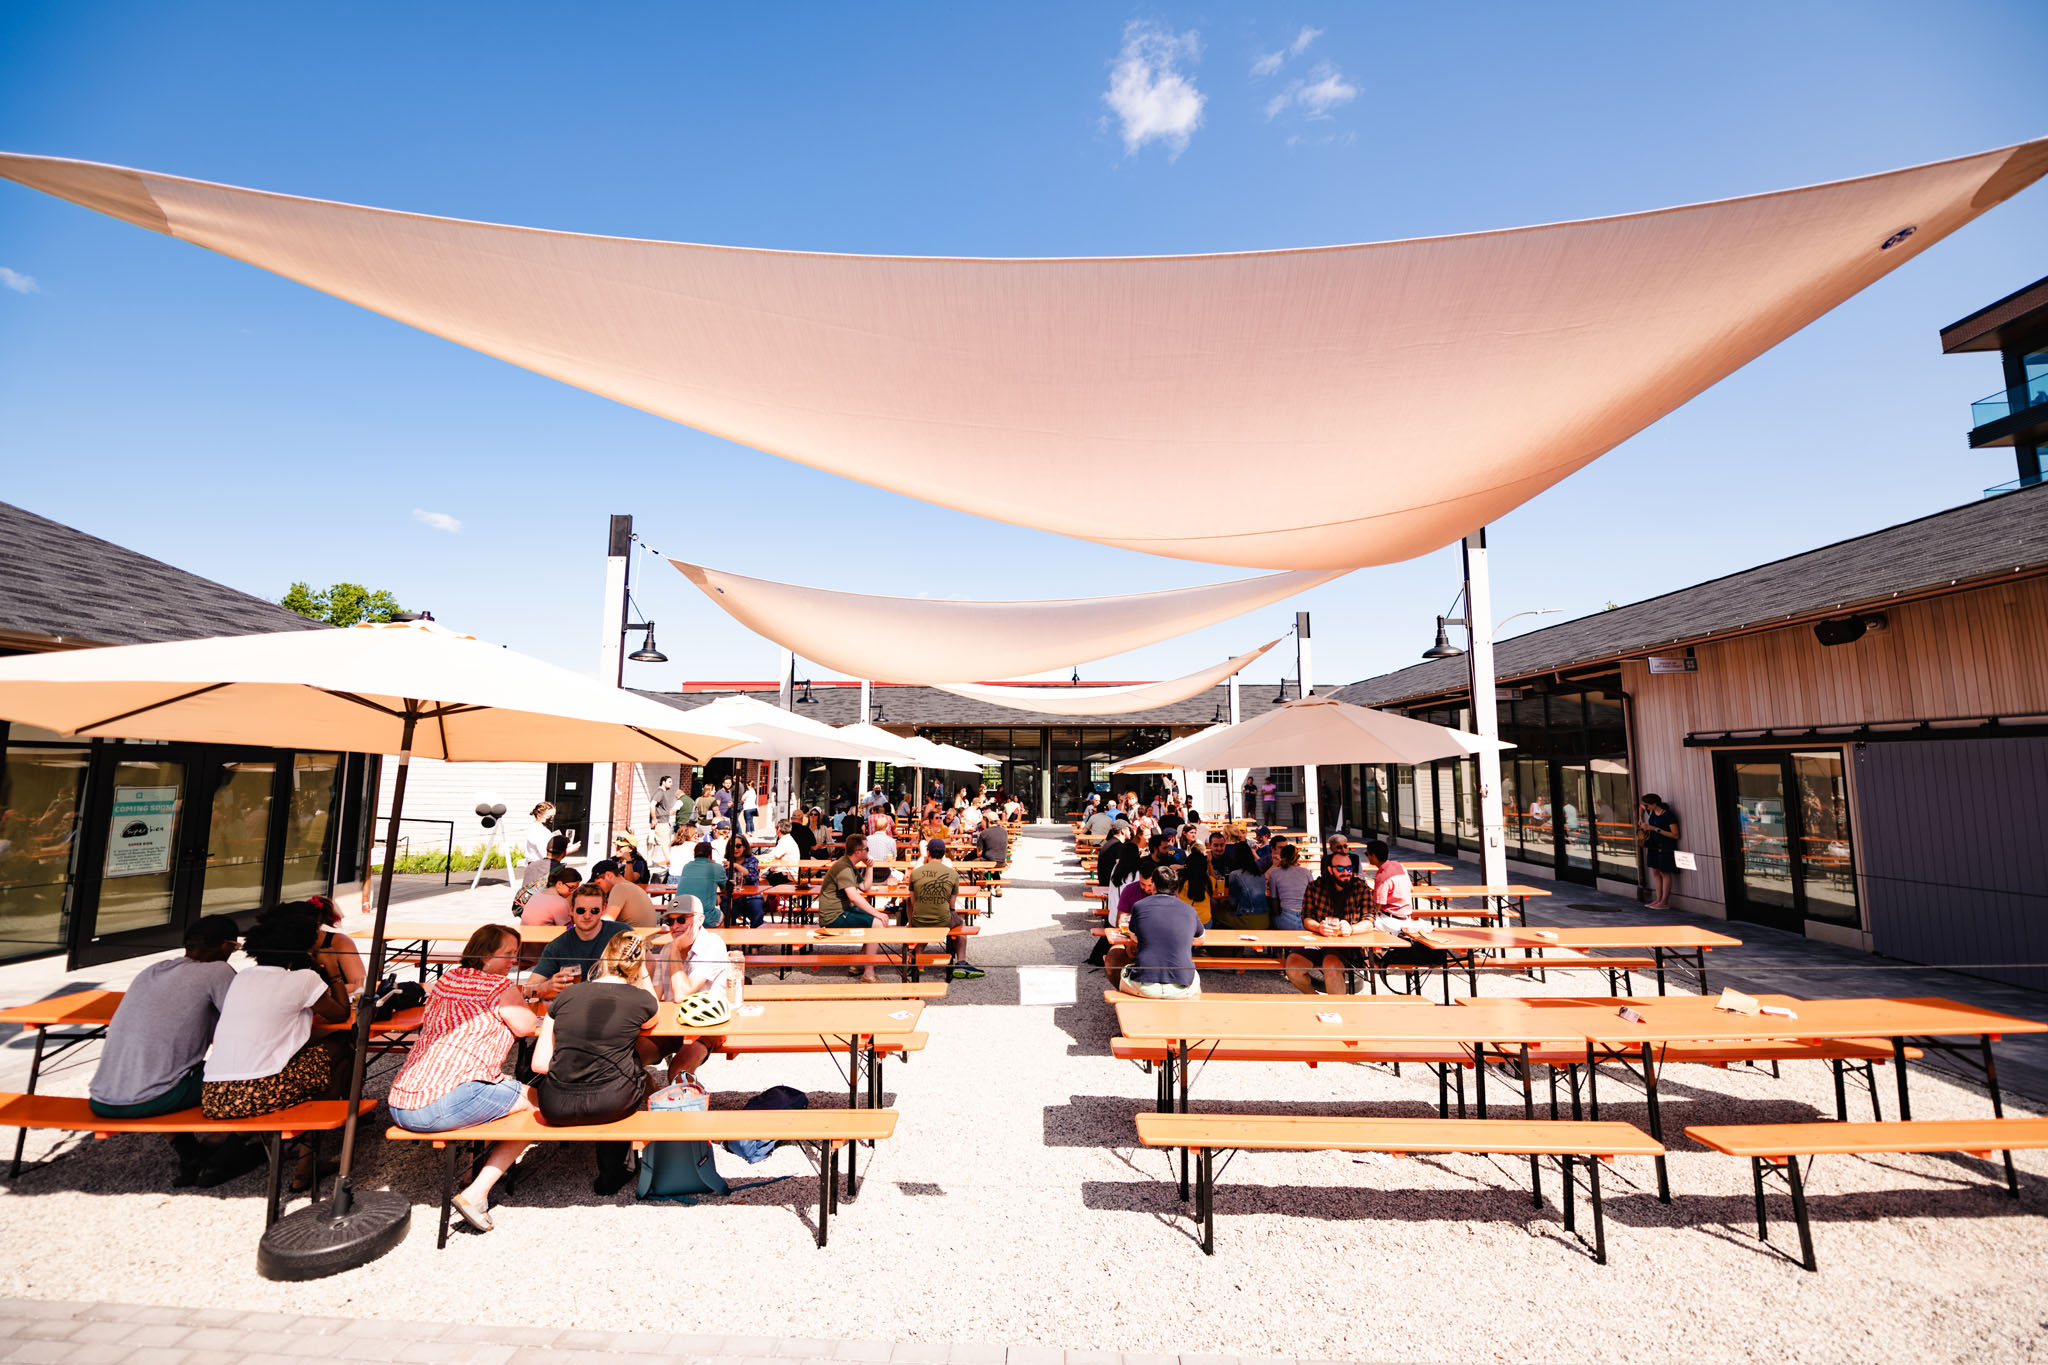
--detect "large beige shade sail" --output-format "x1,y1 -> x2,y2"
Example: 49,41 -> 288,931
1137,695 -> 1512,770
5,144 -> 2043,568
933,640 -> 1277,716
676,561 -> 1330,682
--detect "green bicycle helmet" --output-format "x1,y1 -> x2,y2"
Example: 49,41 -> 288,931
674,991 -> 734,1030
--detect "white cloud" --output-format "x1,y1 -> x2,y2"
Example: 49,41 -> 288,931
1253,26 -> 1321,77
1263,63 -> 1359,121
0,267 -> 38,294
1297,64 -> 1358,118
1103,21 -> 1206,159
412,507 -> 463,534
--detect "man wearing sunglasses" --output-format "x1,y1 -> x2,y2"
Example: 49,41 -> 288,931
1283,850 -> 1371,995
527,885 -> 629,998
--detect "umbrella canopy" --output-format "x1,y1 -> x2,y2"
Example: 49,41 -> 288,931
678,694 -> 925,762
0,620 -> 748,1273
1127,696 -> 1512,771
893,735 -> 997,772
0,621 -> 744,760
828,722 -> 927,766
1108,723 -> 1231,774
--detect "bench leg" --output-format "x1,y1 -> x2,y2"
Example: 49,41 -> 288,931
1786,1157 -> 1817,1271
438,1143 -> 456,1249
263,1133 -> 286,1228
1979,1037 -> 2020,1196
1892,1037 -> 1912,1120
1831,1059 -> 1849,1122
845,1035 -> 860,1200
1177,1042 -> 1192,1203
816,1142 -> 831,1248
1654,947 -> 1667,997
1521,1046 -> 1540,1208
1198,1146 -> 1215,1255
10,1026 -> 52,1177
1863,1061 -> 1882,1122
1751,1157 -> 1768,1240
1588,1155 -> 1607,1265
1561,1155 -> 1575,1232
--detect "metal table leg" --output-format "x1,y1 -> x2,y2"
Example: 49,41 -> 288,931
1640,1042 -> 1670,1203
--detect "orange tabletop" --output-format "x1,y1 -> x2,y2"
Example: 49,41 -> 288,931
0,990 -> 125,1028
646,997 -> 923,1039
384,921 -> 567,945
722,926 -> 950,948
1410,884 -> 1553,899
1113,996 -> 1594,1046
1417,925 -> 1742,952
1574,995 -> 2048,1046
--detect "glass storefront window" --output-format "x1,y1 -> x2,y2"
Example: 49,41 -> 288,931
1558,764 -> 1594,873
1395,765 -> 1419,840
97,755 -> 191,936
204,760 -> 276,913
1794,751 -> 1857,926
0,744 -> 89,959
1516,756 -> 1553,867
1589,759 -> 1637,879
280,752 -> 341,903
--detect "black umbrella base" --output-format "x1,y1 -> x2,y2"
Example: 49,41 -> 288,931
257,1189 -> 411,1280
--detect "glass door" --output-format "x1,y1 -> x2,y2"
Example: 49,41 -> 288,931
79,752 -> 198,964
544,763 -> 594,852
1716,753 -> 1799,931
1557,763 -> 1595,881
202,756 -> 278,914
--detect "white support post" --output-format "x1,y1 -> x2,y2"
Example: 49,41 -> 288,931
1464,530 -> 1509,887
857,679 -> 872,805
1298,611 -> 1320,839
1227,675 -> 1245,822
595,514 -> 631,860
777,648 -> 795,824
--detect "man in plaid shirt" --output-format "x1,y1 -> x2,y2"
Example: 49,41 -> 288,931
1284,848 -> 1373,994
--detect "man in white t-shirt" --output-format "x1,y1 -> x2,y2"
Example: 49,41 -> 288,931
740,782 -> 759,835
959,803 -> 984,833
652,899 -> 734,1074
865,816 -> 899,873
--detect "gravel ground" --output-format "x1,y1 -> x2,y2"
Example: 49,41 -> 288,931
3,830 -> 2046,1364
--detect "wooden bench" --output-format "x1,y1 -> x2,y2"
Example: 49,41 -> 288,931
386,1107 -> 898,1248
741,952 -> 952,981
1686,1117 -> 2048,1270
1135,1111 -> 1662,1261
740,982 -> 948,1000
1112,1034 -> 1485,1118
0,1093 -> 375,1225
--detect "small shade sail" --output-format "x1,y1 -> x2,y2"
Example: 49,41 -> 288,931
674,693 -> 917,762
675,561 -> 1331,683
1127,695 -> 1512,770
933,640 -> 1276,716
5,143 -> 2041,568
1109,723 -> 1230,774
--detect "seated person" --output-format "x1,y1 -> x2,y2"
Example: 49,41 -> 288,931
521,864 -> 584,926
593,857 -> 659,929
815,838 -> 890,983
649,897 -> 732,1075
1364,840 -> 1450,970
671,841 -> 727,928
725,834 -> 765,928
1264,841 -> 1312,931
386,923 -> 540,1233
88,914 -> 243,1185
527,885 -> 631,997
1113,858 -> 1158,929
304,895 -> 365,996
909,838 -> 982,981
518,833 -> 572,898
531,931 -> 661,1196
974,817 -> 1009,866
1217,842 -> 1271,931
200,907 -> 353,1189
1104,865 -> 1200,999
610,833 -> 650,883
1283,849 -> 1371,995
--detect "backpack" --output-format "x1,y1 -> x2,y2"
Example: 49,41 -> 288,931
636,1074 -> 729,1203
723,1085 -> 809,1164
510,859 -> 560,918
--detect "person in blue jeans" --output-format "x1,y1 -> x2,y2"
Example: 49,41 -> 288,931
725,833 -> 765,928
386,924 -> 541,1232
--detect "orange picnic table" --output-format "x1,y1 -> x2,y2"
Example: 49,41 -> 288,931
1418,923 -> 1743,997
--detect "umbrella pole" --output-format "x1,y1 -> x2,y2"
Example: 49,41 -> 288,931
330,711 -> 416,1212
255,711 -> 415,1277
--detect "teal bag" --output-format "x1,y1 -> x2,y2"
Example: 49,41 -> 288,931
636,1075 -> 729,1203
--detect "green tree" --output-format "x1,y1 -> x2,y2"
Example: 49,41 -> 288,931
281,581 -> 405,627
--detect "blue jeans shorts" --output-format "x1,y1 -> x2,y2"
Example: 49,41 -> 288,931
390,1077 -> 526,1132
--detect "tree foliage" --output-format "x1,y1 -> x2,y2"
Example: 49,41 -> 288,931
282,581 -> 405,628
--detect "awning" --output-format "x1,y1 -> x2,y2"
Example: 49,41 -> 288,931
6,143 -> 2041,568
932,640 -> 1276,716
676,561 -> 1328,683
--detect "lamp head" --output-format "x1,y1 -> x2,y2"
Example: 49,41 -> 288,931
627,623 -> 668,664
1421,617 -> 1465,661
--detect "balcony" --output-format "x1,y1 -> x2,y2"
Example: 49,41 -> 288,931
1968,376 -> 2048,448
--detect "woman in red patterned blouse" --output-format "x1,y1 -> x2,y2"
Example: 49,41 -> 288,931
387,923 -> 540,1233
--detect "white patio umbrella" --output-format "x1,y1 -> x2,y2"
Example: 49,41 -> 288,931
0,620 -> 745,1276
895,735 -> 996,772
1124,695 -> 1512,771
830,721 -> 926,765
681,694 -> 928,761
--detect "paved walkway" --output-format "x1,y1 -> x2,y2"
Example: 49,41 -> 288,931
0,1297 -> 1351,1365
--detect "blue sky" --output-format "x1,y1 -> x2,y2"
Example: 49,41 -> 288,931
3,2 -> 2044,693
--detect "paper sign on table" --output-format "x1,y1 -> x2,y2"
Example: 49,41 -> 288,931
1759,1005 -> 1799,1019
737,1004 -> 766,1016
889,1009 -> 914,1020
1532,930 -> 1557,941
1239,934 -> 1259,941
1715,987 -> 1761,1015
1316,1012 -> 1342,1024
1617,1006 -> 1645,1023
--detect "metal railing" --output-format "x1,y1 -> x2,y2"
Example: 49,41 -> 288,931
368,816 -> 456,886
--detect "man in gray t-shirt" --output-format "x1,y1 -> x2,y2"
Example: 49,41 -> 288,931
89,915 -> 242,1117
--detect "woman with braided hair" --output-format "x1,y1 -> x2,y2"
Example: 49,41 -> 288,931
531,930 -> 660,1195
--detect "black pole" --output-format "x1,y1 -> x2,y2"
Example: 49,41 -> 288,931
329,709 -> 417,1216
